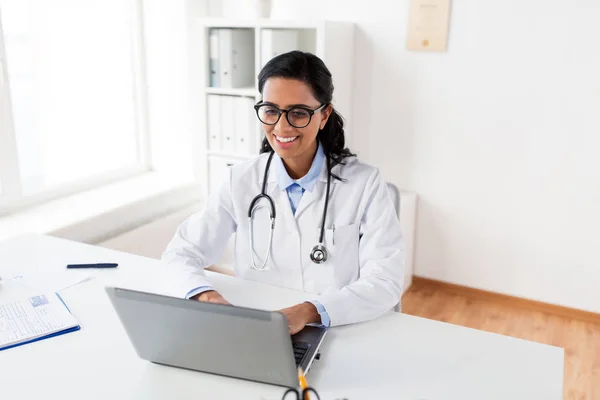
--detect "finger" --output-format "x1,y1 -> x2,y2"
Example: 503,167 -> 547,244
292,322 -> 305,335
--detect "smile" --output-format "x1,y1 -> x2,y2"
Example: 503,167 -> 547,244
274,134 -> 298,143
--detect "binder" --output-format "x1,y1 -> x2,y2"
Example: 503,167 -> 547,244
0,292 -> 80,352
207,94 -> 221,151
235,97 -> 258,155
219,29 -> 233,88
219,29 -> 254,88
247,96 -> 257,154
219,96 -> 236,153
208,29 -> 220,87
208,156 -> 238,194
261,29 -> 299,67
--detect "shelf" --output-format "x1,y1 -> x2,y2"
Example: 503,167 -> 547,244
207,151 -> 254,160
192,18 -> 355,197
205,87 -> 258,97
197,18 -> 324,30
198,18 -> 258,29
258,19 -> 323,30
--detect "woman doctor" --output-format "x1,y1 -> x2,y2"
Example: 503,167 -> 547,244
162,51 -> 404,334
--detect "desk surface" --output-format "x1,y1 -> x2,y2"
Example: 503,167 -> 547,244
0,234 -> 564,400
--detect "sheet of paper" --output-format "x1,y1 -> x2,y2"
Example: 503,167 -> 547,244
0,293 -> 78,347
9,270 -> 92,293
406,0 -> 452,52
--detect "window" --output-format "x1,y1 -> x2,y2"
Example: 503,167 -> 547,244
0,0 -> 149,213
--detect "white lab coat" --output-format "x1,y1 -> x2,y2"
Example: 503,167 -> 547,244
161,153 -> 404,327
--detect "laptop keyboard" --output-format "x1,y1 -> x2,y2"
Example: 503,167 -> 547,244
293,341 -> 311,366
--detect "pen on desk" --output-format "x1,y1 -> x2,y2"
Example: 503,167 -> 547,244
66,263 -> 118,269
298,367 -> 310,400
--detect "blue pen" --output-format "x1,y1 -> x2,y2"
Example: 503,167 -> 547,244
66,263 -> 118,269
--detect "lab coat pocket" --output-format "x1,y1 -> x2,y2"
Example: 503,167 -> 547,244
324,223 -> 360,287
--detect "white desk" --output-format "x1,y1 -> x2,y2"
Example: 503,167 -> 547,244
0,234 -> 564,399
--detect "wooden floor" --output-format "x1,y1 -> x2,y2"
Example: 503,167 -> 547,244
401,278 -> 600,400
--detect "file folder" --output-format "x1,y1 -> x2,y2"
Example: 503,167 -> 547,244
0,292 -> 80,351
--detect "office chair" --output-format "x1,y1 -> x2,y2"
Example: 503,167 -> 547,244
386,182 -> 402,313
387,182 -> 400,218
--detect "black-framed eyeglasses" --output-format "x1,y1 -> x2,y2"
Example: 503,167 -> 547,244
254,102 -> 327,128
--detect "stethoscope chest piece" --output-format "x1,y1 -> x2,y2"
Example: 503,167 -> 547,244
310,243 -> 328,264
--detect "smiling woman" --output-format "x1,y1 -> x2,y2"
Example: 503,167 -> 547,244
162,51 -> 405,335
256,52 -> 354,180
255,78 -> 329,178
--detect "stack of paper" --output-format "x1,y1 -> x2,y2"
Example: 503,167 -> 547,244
0,292 -> 80,351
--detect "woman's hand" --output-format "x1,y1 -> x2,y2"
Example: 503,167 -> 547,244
278,302 -> 321,335
192,290 -> 231,305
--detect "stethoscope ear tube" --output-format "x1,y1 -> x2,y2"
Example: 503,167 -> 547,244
248,152 -> 277,271
248,151 -> 277,219
317,155 -> 331,245
248,193 -> 276,219
248,214 -> 274,271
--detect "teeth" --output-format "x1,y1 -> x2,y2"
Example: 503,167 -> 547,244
275,135 -> 298,143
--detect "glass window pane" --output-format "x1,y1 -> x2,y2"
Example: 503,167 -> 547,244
0,0 -> 141,195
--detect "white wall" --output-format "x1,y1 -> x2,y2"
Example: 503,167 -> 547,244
143,0 -> 198,178
317,0 -> 600,313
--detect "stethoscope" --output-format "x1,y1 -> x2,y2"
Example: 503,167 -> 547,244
248,151 -> 332,271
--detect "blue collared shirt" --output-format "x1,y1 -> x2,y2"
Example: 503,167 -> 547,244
186,142 -> 331,327
271,142 -> 330,327
271,141 -> 325,215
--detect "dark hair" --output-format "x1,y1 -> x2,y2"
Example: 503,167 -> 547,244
257,51 -> 355,180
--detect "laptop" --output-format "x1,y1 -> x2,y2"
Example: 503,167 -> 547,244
105,286 -> 327,388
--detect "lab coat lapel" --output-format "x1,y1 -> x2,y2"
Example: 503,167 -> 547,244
294,180 -> 324,219
258,154 -> 279,199
294,161 -> 340,218
276,188 -> 297,230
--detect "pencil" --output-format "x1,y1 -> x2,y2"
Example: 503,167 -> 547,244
298,367 -> 310,400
